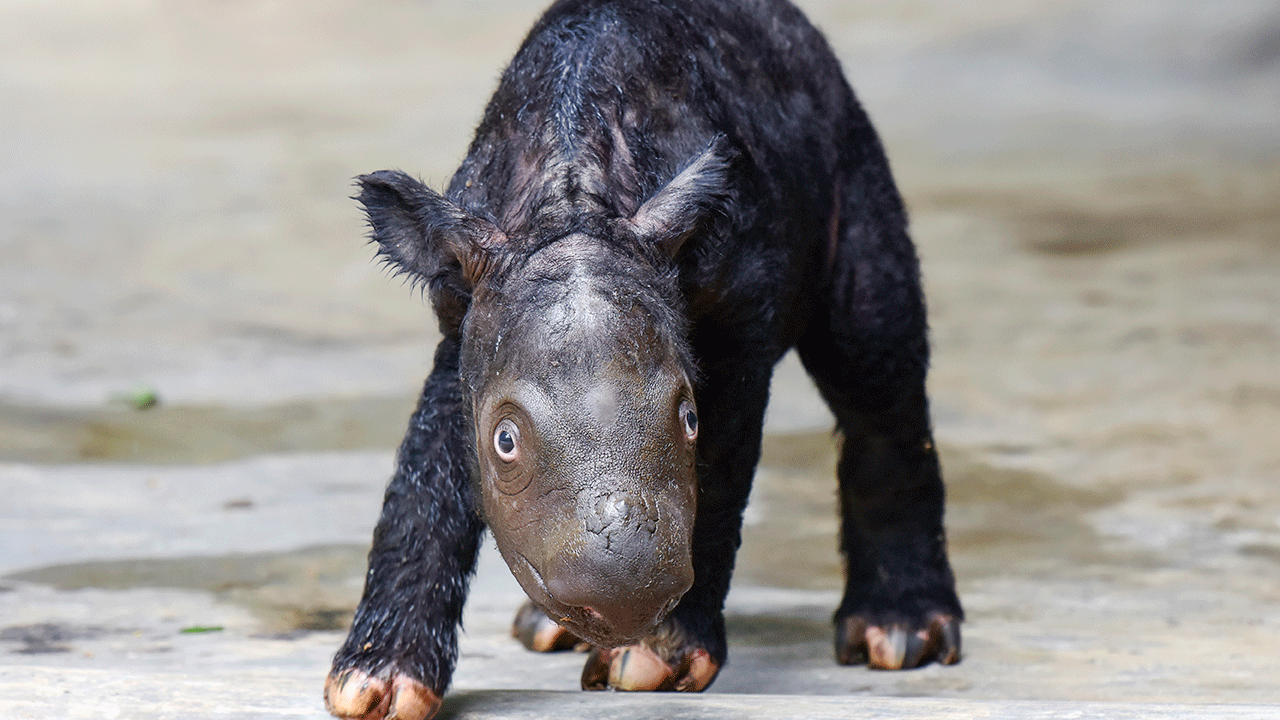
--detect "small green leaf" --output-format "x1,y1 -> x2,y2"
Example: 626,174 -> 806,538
108,384 -> 160,410
179,625 -> 224,634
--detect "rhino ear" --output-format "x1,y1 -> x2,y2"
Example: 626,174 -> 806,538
627,137 -> 734,258
356,170 -> 503,291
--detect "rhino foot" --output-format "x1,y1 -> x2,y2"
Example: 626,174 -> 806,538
835,612 -> 961,669
580,617 -> 719,692
324,667 -> 441,720
512,600 -> 719,691
511,600 -> 590,652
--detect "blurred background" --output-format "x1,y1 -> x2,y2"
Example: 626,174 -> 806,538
1,0 -> 1277,715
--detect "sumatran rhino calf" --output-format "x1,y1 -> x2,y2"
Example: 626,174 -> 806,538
325,0 -> 962,717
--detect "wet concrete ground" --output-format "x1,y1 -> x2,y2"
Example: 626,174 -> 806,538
3,0 -> 1279,717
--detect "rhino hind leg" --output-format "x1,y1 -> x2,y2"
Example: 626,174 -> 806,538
511,600 -> 589,653
513,600 -> 718,691
580,614 -> 720,692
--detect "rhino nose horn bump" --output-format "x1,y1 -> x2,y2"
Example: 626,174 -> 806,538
586,490 -> 661,537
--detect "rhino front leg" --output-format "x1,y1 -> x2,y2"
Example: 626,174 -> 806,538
326,337 -> 484,720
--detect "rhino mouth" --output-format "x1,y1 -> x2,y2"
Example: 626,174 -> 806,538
510,551 -> 677,648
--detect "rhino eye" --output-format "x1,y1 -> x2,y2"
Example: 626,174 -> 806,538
493,419 -> 520,462
680,400 -> 698,440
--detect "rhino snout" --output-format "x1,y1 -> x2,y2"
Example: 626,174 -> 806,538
531,492 -> 693,646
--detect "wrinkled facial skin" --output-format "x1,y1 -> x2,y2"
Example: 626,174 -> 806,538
460,238 -> 698,648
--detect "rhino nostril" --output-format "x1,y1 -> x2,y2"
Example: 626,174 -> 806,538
660,594 -> 679,618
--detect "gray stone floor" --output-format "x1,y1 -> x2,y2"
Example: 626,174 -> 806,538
3,0 -> 1279,718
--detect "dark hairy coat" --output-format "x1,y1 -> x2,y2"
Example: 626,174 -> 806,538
330,0 -> 960,704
